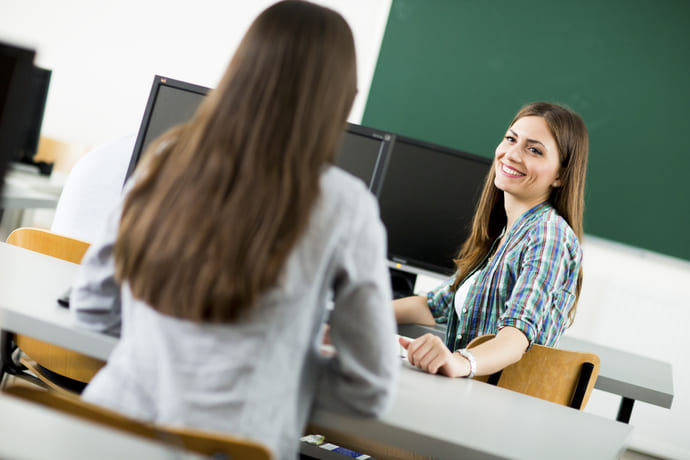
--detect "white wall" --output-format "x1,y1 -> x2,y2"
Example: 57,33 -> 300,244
2,1 -> 689,458
571,236 -> 690,460
0,0 -> 392,149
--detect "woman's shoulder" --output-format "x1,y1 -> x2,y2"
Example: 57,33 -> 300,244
322,165 -> 370,192
527,205 -> 581,250
320,166 -> 378,214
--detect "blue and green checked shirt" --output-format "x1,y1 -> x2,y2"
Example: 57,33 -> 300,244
427,202 -> 582,351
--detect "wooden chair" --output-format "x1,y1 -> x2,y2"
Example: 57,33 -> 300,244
0,227 -> 105,392
467,334 -> 600,410
3,385 -> 273,459
33,136 -> 91,174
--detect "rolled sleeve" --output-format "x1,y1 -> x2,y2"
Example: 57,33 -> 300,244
426,276 -> 456,323
497,219 -> 578,347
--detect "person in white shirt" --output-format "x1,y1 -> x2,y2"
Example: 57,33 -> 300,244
71,2 -> 399,457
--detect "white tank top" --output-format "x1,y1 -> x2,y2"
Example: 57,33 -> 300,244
454,270 -> 480,319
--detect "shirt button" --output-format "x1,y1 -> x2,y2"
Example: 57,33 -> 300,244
458,334 -> 462,340
463,308 -> 467,313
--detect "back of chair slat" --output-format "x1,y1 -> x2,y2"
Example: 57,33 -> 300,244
6,227 -> 90,264
467,334 -> 600,410
496,344 -> 600,409
3,386 -> 273,459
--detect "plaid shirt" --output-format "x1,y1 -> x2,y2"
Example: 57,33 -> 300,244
427,202 -> 582,350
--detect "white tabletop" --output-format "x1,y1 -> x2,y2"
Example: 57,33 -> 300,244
312,362 -> 632,459
0,392 -> 203,460
1,169 -> 61,209
0,243 -> 632,459
399,321 -> 674,410
0,243 -> 117,360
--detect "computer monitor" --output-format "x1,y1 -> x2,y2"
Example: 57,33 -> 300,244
377,135 -> 492,283
0,41 -> 35,187
334,123 -> 393,192
125,75 -> 210,182
125,75 -> 392,191
16,66 -> 51,164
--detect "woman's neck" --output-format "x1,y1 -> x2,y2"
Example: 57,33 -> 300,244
503,193 -> 546,231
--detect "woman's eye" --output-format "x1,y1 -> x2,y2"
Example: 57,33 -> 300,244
505,135 -> 515,142
528,147 -> 542,155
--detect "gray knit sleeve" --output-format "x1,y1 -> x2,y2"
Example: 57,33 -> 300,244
69,199 -> 123,337
314,193 -> 399,417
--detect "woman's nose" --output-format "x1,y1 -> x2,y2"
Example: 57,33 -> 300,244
504,146 -> 522,162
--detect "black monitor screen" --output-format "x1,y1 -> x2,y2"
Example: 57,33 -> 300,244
125,76 -> 209,182
0,42 -> 35,187
126,78 -> 391,192
335,124 -> 392,191
378,137 -> 492,275
17,66 -> 51,162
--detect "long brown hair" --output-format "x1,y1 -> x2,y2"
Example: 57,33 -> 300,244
452,102 -> 589,324
114,1 -> 357,322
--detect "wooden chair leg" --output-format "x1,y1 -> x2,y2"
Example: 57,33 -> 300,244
18,356 -> 76,393
1,332 -> 47,390
1,331 -> 23,378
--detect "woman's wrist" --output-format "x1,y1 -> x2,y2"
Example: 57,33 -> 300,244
456,349 -> 476,378
452,351 -> 471,378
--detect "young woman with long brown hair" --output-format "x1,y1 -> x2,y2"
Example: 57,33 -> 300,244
396,102 -> 588,379
71,1 -> 398,456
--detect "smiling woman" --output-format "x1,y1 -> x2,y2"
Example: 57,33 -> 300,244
494,116 -> 563,219
395,102 -> 589,380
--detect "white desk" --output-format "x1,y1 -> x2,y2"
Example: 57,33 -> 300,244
1,181 -> 59,209
0,243 -> 632,459
1,169 -> 62,240
559,335 -> 673,423
0,392 -> 203,460
2,166 -> 62,209
0,242 -> 117,360
398,323 -> 674,424
311,363 -> 631,459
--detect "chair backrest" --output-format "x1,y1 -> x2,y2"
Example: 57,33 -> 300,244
3,386 -> 273,459
467,334 -> 600,410
6,227 -> 90,264
5,227 -> 101,383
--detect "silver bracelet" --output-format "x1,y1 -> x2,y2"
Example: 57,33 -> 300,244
457,348 -> 477,378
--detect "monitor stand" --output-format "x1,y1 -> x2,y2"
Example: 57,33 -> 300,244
389,267 -> 417,299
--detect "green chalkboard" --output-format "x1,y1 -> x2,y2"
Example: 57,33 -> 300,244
363,0 -> 690,261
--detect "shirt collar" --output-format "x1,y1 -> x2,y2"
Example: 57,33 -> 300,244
504,201 -> 552,242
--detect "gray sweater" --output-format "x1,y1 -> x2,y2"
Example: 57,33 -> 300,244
71,167 -> 399,458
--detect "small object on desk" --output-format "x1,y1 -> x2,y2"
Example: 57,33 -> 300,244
57,286 -> 71,308
300,434 -> 325,446
396,334 -> 411,360
319,442 -> 371,459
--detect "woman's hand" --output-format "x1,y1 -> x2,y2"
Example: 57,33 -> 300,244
399,333 -> 469,378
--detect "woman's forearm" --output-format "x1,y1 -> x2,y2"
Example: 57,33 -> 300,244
466,326 -> 529,376
393,295 -> 435,326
